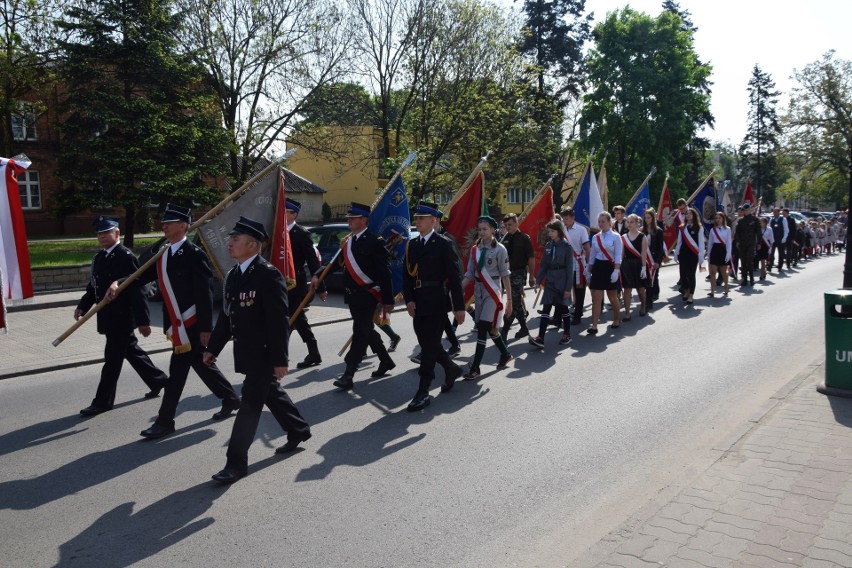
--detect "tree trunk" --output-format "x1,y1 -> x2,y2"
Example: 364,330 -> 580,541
124,204 -> 136,248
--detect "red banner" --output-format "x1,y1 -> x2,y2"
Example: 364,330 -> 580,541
741,179 -> 755,208
442,171 -> 485,301
657,178 -> 678,252
270,168 -> 297,290
519,186 -> 554,270
1,157 -> 34,332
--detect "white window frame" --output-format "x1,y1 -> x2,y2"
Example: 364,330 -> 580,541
524,188 -> 536,203
18,170 -> 41,210
12,105 -> 38,141
507,188 -> 521,204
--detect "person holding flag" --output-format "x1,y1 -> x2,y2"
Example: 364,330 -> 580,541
403,202 -> 466,412
459,216 -> 513,379
108,204 -> 241,439
673,207 -> 706,304
312,202 -> 395,391
284,198 -> 327,369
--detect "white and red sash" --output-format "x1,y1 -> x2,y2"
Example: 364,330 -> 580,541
596,232 -> 622,286
623,234 -> 654,281
573,250 -> 586,286
343,235 -> 383,304
679,225 -> 700,257
762,229 -> 773,249
712,227 -> 734,271
158,249 -> 197,354
472,244 -> 504,330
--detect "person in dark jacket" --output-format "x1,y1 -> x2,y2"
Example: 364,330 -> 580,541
529,220 -> 574,348
76,216 -> 168,416
108,204 -> 241,439
205,217 -> 311,483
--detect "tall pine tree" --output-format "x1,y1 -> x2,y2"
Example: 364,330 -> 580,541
740,64 -> 782,204
54,0 -> 227,244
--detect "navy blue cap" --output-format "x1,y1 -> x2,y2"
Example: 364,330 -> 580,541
346,202 -> 371,218
413,202 -> 443,218
229,216 -> 269,242
477,215 -> 498,229
740,201 -> 751,210
285,198 -> 301,213
162,204 -> 192,224
93,216 -> 120,233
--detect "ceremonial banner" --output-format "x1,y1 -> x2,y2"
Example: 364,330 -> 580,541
572,159 -> 603,230
597,161 -> 609,212
741,179 -> 755,208
625,180 -> 651,218
519,185 -> 555,270
1,155 -> 34,332
721,187 -> 734,217
368,176 -> 409,296
689,176 -> 720,234
270,168 -> 297,290
198,165 -> 280,278
443,170 -> 486,300
657,176 -> 678,251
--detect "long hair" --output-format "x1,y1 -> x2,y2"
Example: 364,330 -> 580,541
686,207 -> 702,230
643,208 -> 658,235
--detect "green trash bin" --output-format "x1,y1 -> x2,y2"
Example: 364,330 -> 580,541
818,289 -> 852,397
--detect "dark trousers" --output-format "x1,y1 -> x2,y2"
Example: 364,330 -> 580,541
678,252 -> 698,295
344,291 -> 390,373
92,331 -> 167,409
443,315 -> 460,348
650,268 -> 661,300
413,315 -> 459,395
288,288 -> 316,344
156,326 -> 238,427
573,285 -> 587,316
786,239 -> 796,267
770,242 -> 786,270
504,270 -> 528,328
225,371 -> 310,472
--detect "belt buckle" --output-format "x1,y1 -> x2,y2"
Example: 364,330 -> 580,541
415,279 -> 422,289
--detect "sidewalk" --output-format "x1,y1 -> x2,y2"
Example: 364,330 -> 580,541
575,360 -> 852,568
0,290 -> 359,379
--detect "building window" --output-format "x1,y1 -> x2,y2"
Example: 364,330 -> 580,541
507,188 -> 520,204
524,188 -> 535,203
18,170 -> 41,209
12,106 -> 38,141
435,191 -> 452,204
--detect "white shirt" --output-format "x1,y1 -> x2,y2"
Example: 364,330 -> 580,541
169,237 -> 187,255
416,230 -> 435,245
590,229 -> 623,265
565,224 -> 590,268
239,254 -> 259,274
707,225 -> 733,263
103,242 -> 120,255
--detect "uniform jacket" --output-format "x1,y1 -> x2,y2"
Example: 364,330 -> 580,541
402,232 -> 464,315
77,244 -> 150,335
140,239 -> 215,333
208,256 -> 289,374
646,225 -> 665,264
734,215 -> 761,251
325,230 -> 393,305
536,238 -> 574,305
290,223 -> 323,292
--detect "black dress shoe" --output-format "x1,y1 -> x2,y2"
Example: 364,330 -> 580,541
447,345 -> 461,358
333,374 -> 354,390
441,365 -> 462,393
370,360 -> 396,378
143,388 -> 162,399
275,431 -> 312,454
407,393 -> 431,412
296,353 -> 322,369
140,423 -> 176,439
212,398 -> 241,420
211,468 -> 246,484
80,405 -> 111,417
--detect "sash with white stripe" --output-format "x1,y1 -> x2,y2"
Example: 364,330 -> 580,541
343,235 -> 382,303
595,232 -> 622,286
158,251 -> 197,354
679,225 -> 699,257
712,227 -> 734,271
622,233 -> 653,281
472,244 -> 505,330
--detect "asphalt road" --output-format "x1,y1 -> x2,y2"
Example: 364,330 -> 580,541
0,254 -> 840,568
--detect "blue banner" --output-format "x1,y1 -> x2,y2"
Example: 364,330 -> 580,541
369,177 -> 409,297
573,163 -> 603,230
689,181 -> 720,235
626,181 -> 651,218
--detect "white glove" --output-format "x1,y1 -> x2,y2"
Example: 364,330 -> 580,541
640,266 -> 647,279
610,269 -> 620,283
584,268 -> 592,282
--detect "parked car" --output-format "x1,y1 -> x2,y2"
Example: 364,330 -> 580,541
309,223 -> 350,291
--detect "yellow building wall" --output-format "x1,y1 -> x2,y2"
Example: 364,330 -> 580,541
287,126 -> 392,212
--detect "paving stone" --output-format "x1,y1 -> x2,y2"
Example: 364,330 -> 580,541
600,553 -> 661,567
613,533 -> 657,558
638,538 -> 683,564
703,519 -> 757,541
811,536 -> 852,558
807,545 -> 852,566
639,523 -> 693,545
646,517 -> 700,537
711,534 -> 750,561
678,546 -> 732,568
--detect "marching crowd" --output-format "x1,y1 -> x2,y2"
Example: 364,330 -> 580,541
72,198 -> 846,483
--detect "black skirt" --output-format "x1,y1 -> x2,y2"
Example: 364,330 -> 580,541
708,243 -> 728,267
590,261 -> 617,290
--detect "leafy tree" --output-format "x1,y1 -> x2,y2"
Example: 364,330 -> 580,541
177,0 -> 353,185
740,64 -> 783,203
784,51 -> 851,213
298,82 -> 375,128
579,7 -> 713,204
54,0 -> 229,245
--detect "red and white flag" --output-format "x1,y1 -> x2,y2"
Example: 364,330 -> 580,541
443,170 -> 486,302
270,167 -> 297,290
741,179 -> 755,209
657,176 -> 678,252
1,155 -> 34,332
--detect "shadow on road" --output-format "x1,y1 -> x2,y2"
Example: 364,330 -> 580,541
0,429 -> 215,510
54,478 -> 234,568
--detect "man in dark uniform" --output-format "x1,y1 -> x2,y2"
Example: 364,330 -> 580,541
284,198 -> 327,368
204,217 -> 311,483
782,208 -> 798,268
311,202 -> 395,390
403,203 -> 466,411
769,207 -> 788,272
499,213 -> 536,341
76,216 -> 168,416
734,202 -> 760,286
109,204 -> 241,438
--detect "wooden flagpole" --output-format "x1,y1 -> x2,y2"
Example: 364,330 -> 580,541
52,149 -> 297,347
625,166 -> 657,210
443,150 -> 492,216
685,167 -> 717,204
518,174 -> 556,223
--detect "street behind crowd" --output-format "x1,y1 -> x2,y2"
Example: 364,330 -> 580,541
0,253 -> 846,567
